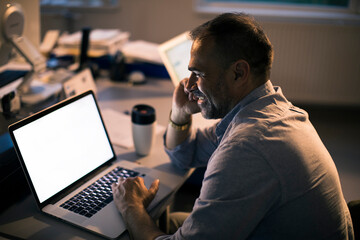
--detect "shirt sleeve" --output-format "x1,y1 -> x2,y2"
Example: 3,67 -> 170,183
154,235 -> 172,240
170,136 -> 281,240
164,124 -> 218,170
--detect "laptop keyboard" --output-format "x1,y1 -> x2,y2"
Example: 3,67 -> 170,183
60,166 -> 140,218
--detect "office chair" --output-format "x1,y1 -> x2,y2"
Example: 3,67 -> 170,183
348,200 -> 360,239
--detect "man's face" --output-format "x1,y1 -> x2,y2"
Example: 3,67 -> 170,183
186,38 -> 235,119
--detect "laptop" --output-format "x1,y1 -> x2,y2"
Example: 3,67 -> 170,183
8,90 -> 176,239
158,31 -> 192,87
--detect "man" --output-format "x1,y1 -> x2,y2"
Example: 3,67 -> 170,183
112,13 -> 354,239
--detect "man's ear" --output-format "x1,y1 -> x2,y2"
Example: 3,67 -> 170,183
233,60 -> 250,82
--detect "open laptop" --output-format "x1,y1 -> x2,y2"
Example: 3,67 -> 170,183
8,90 -> 176,239
158,31 -> 192,87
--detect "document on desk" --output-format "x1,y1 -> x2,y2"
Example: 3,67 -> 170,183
101,108 -> 165,149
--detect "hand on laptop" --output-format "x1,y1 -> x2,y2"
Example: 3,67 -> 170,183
111,176 -> 160,214
111,177 -> 165,239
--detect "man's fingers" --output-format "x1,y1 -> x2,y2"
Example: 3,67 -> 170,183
111,177 -> 126,196
111,182 -> 120,199
117,176 -> 125,184
149,179 -> 160,196
142,179 -> 160,208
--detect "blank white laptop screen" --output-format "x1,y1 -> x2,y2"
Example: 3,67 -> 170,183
159,32 -> 192,87
12,94 -> 114,203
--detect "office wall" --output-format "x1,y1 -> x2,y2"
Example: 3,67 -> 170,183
41,0 -> 360,105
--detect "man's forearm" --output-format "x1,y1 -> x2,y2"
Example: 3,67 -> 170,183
123,205 -> 165,240
165,109 -> 192,149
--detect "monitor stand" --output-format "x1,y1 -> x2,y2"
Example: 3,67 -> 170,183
19,72 -> 62,105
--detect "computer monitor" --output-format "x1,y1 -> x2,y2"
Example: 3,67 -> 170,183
158,32 -> 192,87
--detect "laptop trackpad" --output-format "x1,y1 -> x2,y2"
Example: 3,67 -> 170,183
84,201 -> 126,239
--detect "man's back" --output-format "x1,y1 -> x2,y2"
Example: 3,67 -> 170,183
166,81 -> 354,239
234,88 -> 353,239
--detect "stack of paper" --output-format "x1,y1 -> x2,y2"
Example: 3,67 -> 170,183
53,29 -> 130,57
121,40 -> 163,65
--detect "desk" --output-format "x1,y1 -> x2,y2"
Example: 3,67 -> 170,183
0,77 -> 192,239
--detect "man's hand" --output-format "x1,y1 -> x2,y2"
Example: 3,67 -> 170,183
165,78 -> 201,150
111,177 -> 159,215
171,78 -> 201,125
111,177 -> 165,240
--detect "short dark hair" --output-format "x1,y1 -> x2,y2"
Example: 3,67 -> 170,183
190,12 -> 273,81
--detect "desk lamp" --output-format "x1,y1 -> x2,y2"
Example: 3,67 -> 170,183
1,3 -> 61,105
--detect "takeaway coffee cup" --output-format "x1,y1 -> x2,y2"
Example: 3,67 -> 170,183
131,104 -> 156,156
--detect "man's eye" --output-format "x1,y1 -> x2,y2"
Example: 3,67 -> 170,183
196,73 -> 204,78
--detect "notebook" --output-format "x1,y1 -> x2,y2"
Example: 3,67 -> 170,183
8,90 -> 176,239
158,31 -> 192,87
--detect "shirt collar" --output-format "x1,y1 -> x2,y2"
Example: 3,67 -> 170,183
215,80 -> 275,139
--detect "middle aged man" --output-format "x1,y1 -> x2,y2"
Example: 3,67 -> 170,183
112,12 -> 354,240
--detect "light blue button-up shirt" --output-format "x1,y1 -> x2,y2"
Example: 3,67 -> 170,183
162,80 -> 353,239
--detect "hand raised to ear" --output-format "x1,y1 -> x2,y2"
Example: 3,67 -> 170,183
172,78 -> 201,119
